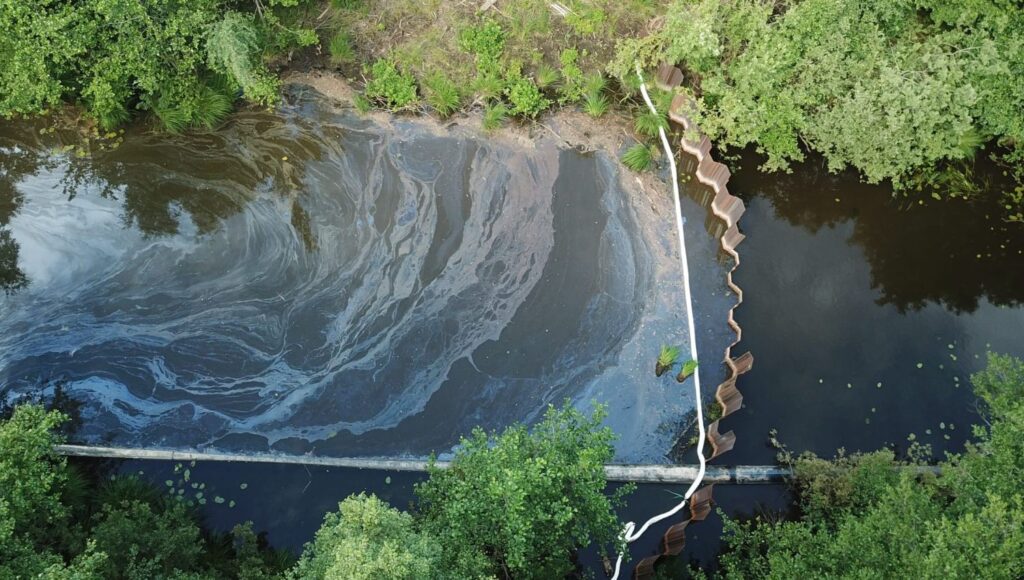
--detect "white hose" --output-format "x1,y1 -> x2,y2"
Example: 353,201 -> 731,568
609,65 -> 707,580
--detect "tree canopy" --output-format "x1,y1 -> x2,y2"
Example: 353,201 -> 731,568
613,0 -> 1024,208
0,0 -> 316,131
713,354 -> 1024,579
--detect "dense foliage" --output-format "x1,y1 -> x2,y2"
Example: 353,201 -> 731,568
416,405 -> 630,579
295,405 -> 630,579
291,493 -> 441,580
2,402 -> 626,579
613,0 -> 1024,206
0,405 -> 289,579
0,0 -> 316,131
714,354 -> 1024,579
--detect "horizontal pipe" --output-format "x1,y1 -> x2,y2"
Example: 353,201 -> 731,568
54,444 -> 792,484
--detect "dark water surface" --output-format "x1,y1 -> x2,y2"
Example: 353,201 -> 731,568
0,88 -> 733,462
701,151 -> 1024,464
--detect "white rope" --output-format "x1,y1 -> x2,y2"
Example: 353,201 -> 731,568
609,65 -> 708,580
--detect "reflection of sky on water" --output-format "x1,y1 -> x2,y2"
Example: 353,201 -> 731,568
0,90 -> 732,462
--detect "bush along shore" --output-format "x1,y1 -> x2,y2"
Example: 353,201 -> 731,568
4,1 -> 1021,215
3,356 -> 1022,578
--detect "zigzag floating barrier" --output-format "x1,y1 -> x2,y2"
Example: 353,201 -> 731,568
632,64 -> 754,578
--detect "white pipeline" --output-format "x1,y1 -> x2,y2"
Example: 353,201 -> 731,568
610,66 -> 708,580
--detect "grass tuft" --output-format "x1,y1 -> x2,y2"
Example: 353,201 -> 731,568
634,109 -> 668,138
424,72 -> 460,118
482,102 -> 508,131
329,30 -> 356,65
535,63 -> 560,89
583,92 -> 609,117
622,142 -> 656,171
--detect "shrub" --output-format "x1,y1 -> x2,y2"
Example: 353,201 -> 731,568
622,142 -> 656,171
364,59 -> 418,111
612,0 -> 1024,203
0,1 -> 315,131
206,12 -> 281,107
292,494 -> 440,579
558,48 -> 586,104
505,76 -> 549,118
416,405 -> 630,579
717,354 -> 1024,578
458,19 -> 505,77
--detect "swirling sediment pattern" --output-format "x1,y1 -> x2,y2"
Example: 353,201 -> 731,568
0,88 -> 716,461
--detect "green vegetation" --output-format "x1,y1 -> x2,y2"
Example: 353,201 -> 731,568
423,73 -> 461,118
713,354 -> 1024,578
613,0 -> 1024,214
482,102 -> 509,131
505,74 -> 550,119
657,344 -> 682,376
623,142 -> 657,172
290,493 -> 440,579
584,92 -> 611,118
0,405 -> 289,578
2,402 -> 627,579
328,30 -> 356,65
0,0 -> 316,131
414,405 -> 630,578
676,358 -> 698,382
293,405 -> 630,579
364,59 -> 418,111
328,0 -> 659,123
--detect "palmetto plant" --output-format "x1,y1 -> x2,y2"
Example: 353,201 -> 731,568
656,344 -> 681,377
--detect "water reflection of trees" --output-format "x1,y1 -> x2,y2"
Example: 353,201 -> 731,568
729,150 -> 1024,313
0,107 -> 331,294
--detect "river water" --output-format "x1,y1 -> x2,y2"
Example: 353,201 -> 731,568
0,87 -> 733,462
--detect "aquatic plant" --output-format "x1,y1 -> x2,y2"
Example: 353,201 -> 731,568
584,92 -> 610,118
676,358 -> 698,383
656,344 -> 681,377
